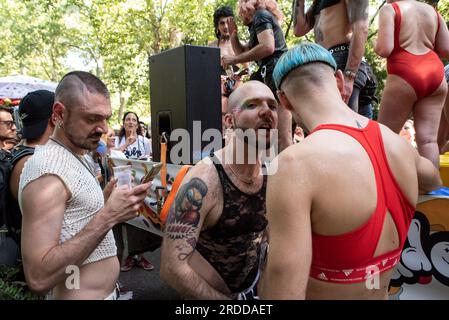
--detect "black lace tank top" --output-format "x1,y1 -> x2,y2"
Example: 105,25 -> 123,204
196,156 -> 268,293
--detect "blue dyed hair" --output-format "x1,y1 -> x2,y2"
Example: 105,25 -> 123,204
273,42 -> 337,90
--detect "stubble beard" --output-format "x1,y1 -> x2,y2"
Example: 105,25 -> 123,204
65,124 -> 100,151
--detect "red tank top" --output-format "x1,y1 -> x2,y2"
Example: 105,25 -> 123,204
309,121 -> 415,283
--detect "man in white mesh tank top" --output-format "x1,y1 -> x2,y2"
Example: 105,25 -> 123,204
18,71 -> 152,300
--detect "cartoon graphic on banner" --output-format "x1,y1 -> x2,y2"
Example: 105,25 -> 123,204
108,156 -> 187,236
389,197 -> 449,299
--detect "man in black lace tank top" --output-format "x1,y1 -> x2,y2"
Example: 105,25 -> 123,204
160,81 -> 278,299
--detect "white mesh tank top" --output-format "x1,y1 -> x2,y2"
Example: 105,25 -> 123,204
18,139 -> 117,265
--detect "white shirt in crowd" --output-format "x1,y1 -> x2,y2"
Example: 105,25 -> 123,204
115,135 -> 152,160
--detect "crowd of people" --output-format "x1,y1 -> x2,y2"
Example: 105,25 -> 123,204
0,0 -> 449,300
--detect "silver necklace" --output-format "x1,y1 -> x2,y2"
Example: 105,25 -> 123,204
227,164 -> 255,185
49,137 -> 96,178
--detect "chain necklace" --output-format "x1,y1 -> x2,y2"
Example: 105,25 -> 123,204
227,164 -> 255,185
49,137 -> 96,178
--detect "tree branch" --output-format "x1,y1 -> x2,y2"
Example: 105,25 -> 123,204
370,0 -> 386,26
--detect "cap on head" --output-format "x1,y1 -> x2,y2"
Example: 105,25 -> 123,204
19,90 -> 54,140
273,42 -> 337,90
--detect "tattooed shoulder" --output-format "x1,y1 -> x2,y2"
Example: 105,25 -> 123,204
165,177 -> 208,239
164,177 -> 209,260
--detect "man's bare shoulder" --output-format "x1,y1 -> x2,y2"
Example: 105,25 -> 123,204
268,143 -> 318,201
378,122 -> 415,157
11,155 -> 30,182
378,122 -> 411,146
22,174 -> 71,202
270,142 -> 317,177
189,157 -> 219,178
280,141 -> 315,160
183,158 -> 221,197
10,155 -> 31,200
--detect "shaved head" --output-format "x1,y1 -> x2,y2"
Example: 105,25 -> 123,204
282,62 -> 335,97
227,81 -> 276,114
224,80 -> 278,150
55,71 -> 110,111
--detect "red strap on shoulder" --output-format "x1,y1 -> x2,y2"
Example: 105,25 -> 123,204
391,3 -> 401,49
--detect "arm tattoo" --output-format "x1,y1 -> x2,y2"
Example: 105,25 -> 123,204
347,0 -> 369,24
165,177 -> 208,261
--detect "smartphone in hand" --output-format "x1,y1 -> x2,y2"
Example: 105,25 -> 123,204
141,162 -> 163,183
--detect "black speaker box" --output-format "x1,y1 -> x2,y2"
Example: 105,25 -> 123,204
149,45 -> 222,164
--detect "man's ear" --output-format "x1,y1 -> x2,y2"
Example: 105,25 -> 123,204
277,90 -> 293,111
223,112 -> 234,129
53,102 -> 65,125
49,114 -> 56,128
335,69 -> 346,99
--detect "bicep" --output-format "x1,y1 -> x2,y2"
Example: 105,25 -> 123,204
161,173 -> 211,266
257,29 -> 275,48
21,176 -> 69,267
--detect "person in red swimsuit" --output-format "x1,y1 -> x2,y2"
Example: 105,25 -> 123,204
259,42 -> 442,299
375,0 -> 449,169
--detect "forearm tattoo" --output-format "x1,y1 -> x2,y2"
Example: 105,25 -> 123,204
165,178 -> 208,261
347,0 -> 369,23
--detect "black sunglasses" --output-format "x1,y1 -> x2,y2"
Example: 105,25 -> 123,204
0,120 -> 15,128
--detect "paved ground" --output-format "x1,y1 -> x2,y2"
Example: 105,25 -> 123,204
118,248 -> 181,300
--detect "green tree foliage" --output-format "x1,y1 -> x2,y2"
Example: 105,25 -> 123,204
0,0 -> 81,81
0,265 -> 38,300
0,0 -> 448,126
